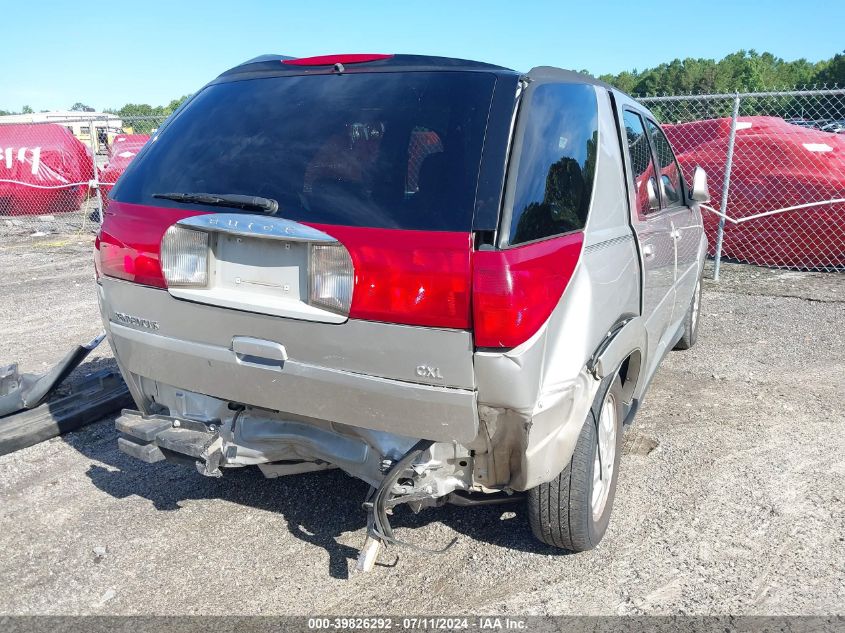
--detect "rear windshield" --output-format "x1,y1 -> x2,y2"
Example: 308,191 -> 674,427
111,71 -> 497,231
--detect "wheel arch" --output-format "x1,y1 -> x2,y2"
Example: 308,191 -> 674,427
616,349 -> 642,406
589,316 -> 647,407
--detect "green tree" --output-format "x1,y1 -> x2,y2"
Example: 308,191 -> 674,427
817,51 -> 845,86
166,95 -> 191,112
21,105 -> 33,114
599,49 -> 836,95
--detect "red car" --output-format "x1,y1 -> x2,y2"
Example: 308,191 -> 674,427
101,134 -> 151,199
664,116 -> 845,270
0,123 -> 94,215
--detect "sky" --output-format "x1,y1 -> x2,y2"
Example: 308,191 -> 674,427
2,0 -> 843,112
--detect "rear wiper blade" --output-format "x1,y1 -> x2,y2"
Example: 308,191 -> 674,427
153,192 -> 279,214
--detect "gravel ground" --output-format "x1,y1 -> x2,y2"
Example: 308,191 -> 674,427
0,234 -> 842,616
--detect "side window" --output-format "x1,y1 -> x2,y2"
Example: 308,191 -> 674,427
622,110 -> 658,218
646,119 -> 683,207
508,83 -> 598,245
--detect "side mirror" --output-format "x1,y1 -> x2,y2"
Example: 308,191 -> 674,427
690,166 -> 710,203
646,177 -> 660,211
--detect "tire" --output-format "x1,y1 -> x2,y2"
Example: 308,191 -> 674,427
674,274 -> 703,350
527,374 -> 624,551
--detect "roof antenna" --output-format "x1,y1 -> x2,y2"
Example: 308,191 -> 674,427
333,62 -> 345,74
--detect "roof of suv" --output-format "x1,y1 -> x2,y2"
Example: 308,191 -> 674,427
218,54 -> 616,90
219,53 -> 520,79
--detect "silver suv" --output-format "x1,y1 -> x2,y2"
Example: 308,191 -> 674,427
96,54 -> 708,556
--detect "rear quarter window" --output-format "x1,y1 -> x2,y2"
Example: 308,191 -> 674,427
507,83 -> 598,245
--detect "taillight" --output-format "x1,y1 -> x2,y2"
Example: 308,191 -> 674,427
96,201 -> 201,288
308,243 -> 354,315
313,226 -> 472,329
472,232 -> 584,348
97,230 -> 168,288
94,235 -> 102,279
160,226 -> 209,287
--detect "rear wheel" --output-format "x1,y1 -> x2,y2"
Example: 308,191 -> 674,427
527,375 -> 623,551
674,275 -> 702,350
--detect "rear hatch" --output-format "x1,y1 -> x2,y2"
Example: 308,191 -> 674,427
97,63 -> 508,438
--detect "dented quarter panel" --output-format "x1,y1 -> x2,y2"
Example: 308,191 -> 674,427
472,85 -> 642,490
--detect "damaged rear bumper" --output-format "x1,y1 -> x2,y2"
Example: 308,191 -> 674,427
100,278 -> 601,494
108,322 -> 479,445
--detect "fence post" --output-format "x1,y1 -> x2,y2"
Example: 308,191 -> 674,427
89,117 -> 103,224
712,94 -> 741,281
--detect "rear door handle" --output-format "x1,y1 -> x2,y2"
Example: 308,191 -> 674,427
232,336 -> 288,370
643,244 -> 655,258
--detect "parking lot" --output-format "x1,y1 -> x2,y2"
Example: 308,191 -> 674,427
0,233 -> 842,615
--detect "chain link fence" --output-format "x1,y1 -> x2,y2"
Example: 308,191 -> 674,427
639,87 -> 845,276
1,89 -> 844,276
0,114 -> 166,238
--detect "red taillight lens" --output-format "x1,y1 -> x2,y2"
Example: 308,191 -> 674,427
94,234 -> 102,279
282,54 -> 393,66
472,232 -> 584,348
97,202 -> 206,288
312,225 -> 472,329
97,230 -> 167,288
